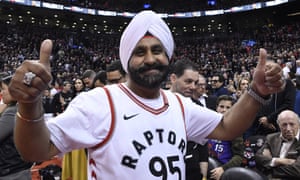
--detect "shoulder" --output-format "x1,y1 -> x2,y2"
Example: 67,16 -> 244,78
0,105 -> 16,125
266,132 -> 280,141
2,105 -> 17,115
75,87 -> 109,101
163,90 -> 191,103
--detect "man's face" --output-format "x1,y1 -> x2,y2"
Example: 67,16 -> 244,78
170,69 -> 199,97
211,76 -> 222,89
106,70 -> 126,84
83,77 -> 92,88
128,36 -> 169,88
194,76 -> 207,98
278,114 -> 300,141
64,83 -> 72,92
216,100 -> 232,114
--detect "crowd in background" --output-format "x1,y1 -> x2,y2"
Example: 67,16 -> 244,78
0,13 -> 300,179
0,20 -> 299,89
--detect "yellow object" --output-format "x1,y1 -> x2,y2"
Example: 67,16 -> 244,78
202,177 -> 207,180
61,149 -> 88,180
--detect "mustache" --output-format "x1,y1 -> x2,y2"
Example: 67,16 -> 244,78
137,63 -> 168,73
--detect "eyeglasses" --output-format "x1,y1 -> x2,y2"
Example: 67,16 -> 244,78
197,83 -> 206,88
211,80 -> 219,83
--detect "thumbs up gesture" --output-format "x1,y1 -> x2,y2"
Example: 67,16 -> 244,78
251,48 -> 285,97
9,39 -> 53,104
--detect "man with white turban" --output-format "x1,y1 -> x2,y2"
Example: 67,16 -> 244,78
9,10 -> 285,180
120,10 -> 174,73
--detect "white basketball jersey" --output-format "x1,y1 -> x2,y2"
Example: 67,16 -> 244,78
88,84 -> 187,180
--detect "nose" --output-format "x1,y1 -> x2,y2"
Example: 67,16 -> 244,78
286,124 -> 293,131
144,51 -> 156,64
220,107 -> 229,113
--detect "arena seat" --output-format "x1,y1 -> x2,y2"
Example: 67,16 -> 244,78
207,157 -> 221,179
220,167 -> 265,180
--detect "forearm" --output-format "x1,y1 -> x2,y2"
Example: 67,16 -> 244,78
273,158 -> 296,166
14,100 -> 58,162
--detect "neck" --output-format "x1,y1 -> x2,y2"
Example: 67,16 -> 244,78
126,80 -> 161,99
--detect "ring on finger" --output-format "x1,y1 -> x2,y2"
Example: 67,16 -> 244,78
23,72 -> 36,86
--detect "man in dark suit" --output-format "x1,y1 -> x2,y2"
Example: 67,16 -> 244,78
255,110 -> 300,180
211,74 -> 229,97
193,74 -> 217,111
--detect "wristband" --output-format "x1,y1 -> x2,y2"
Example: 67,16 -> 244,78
16,112 -> 44,123
247,88 -> 272,105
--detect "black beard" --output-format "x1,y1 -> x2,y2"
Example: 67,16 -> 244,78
128,63 -> 170,89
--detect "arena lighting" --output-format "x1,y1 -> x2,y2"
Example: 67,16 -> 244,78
143,3 -> 151,9
208,0 -> 216,6
1,0 -> 292,18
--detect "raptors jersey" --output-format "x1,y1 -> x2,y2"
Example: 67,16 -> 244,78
47,83 -> 222,180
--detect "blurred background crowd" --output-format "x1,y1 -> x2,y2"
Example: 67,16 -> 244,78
0,0 -> 300,179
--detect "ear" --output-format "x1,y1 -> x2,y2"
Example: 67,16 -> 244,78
169,73 -> 177,84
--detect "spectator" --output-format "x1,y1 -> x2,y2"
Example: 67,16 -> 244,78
192,74 -> 217,110
0,74 -> 33,179
106,60 -> 127,84
282,62 -> 292,80
50,79 -> 62,97
51,80 -> 73,116
226,78 -> 237,97
169,60 -> 208,180
208,95 -> 244,180
82,69 -> 96,90
73,78 -> 85,97
255,110 -> 300,179
42,88 -> 54,121
92,70 -> 107,88
234,77 -> 250,100
211,74 -> 229,97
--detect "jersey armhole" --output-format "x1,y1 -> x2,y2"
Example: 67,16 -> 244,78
175,94 -> 185,121
92,87 -> 115,149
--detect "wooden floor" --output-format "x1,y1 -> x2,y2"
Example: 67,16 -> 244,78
31,156 -> 62,180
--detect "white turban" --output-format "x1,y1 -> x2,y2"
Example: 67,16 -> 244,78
119,10 -> 174,73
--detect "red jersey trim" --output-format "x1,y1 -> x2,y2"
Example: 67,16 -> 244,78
92,87 -> 115,149
174,94 -> 185,120
174,94 -> 187,138
118,84 -> 169,115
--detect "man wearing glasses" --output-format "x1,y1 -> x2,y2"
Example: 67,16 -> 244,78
193,74 -> 217,110
211,74 -> 229,97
